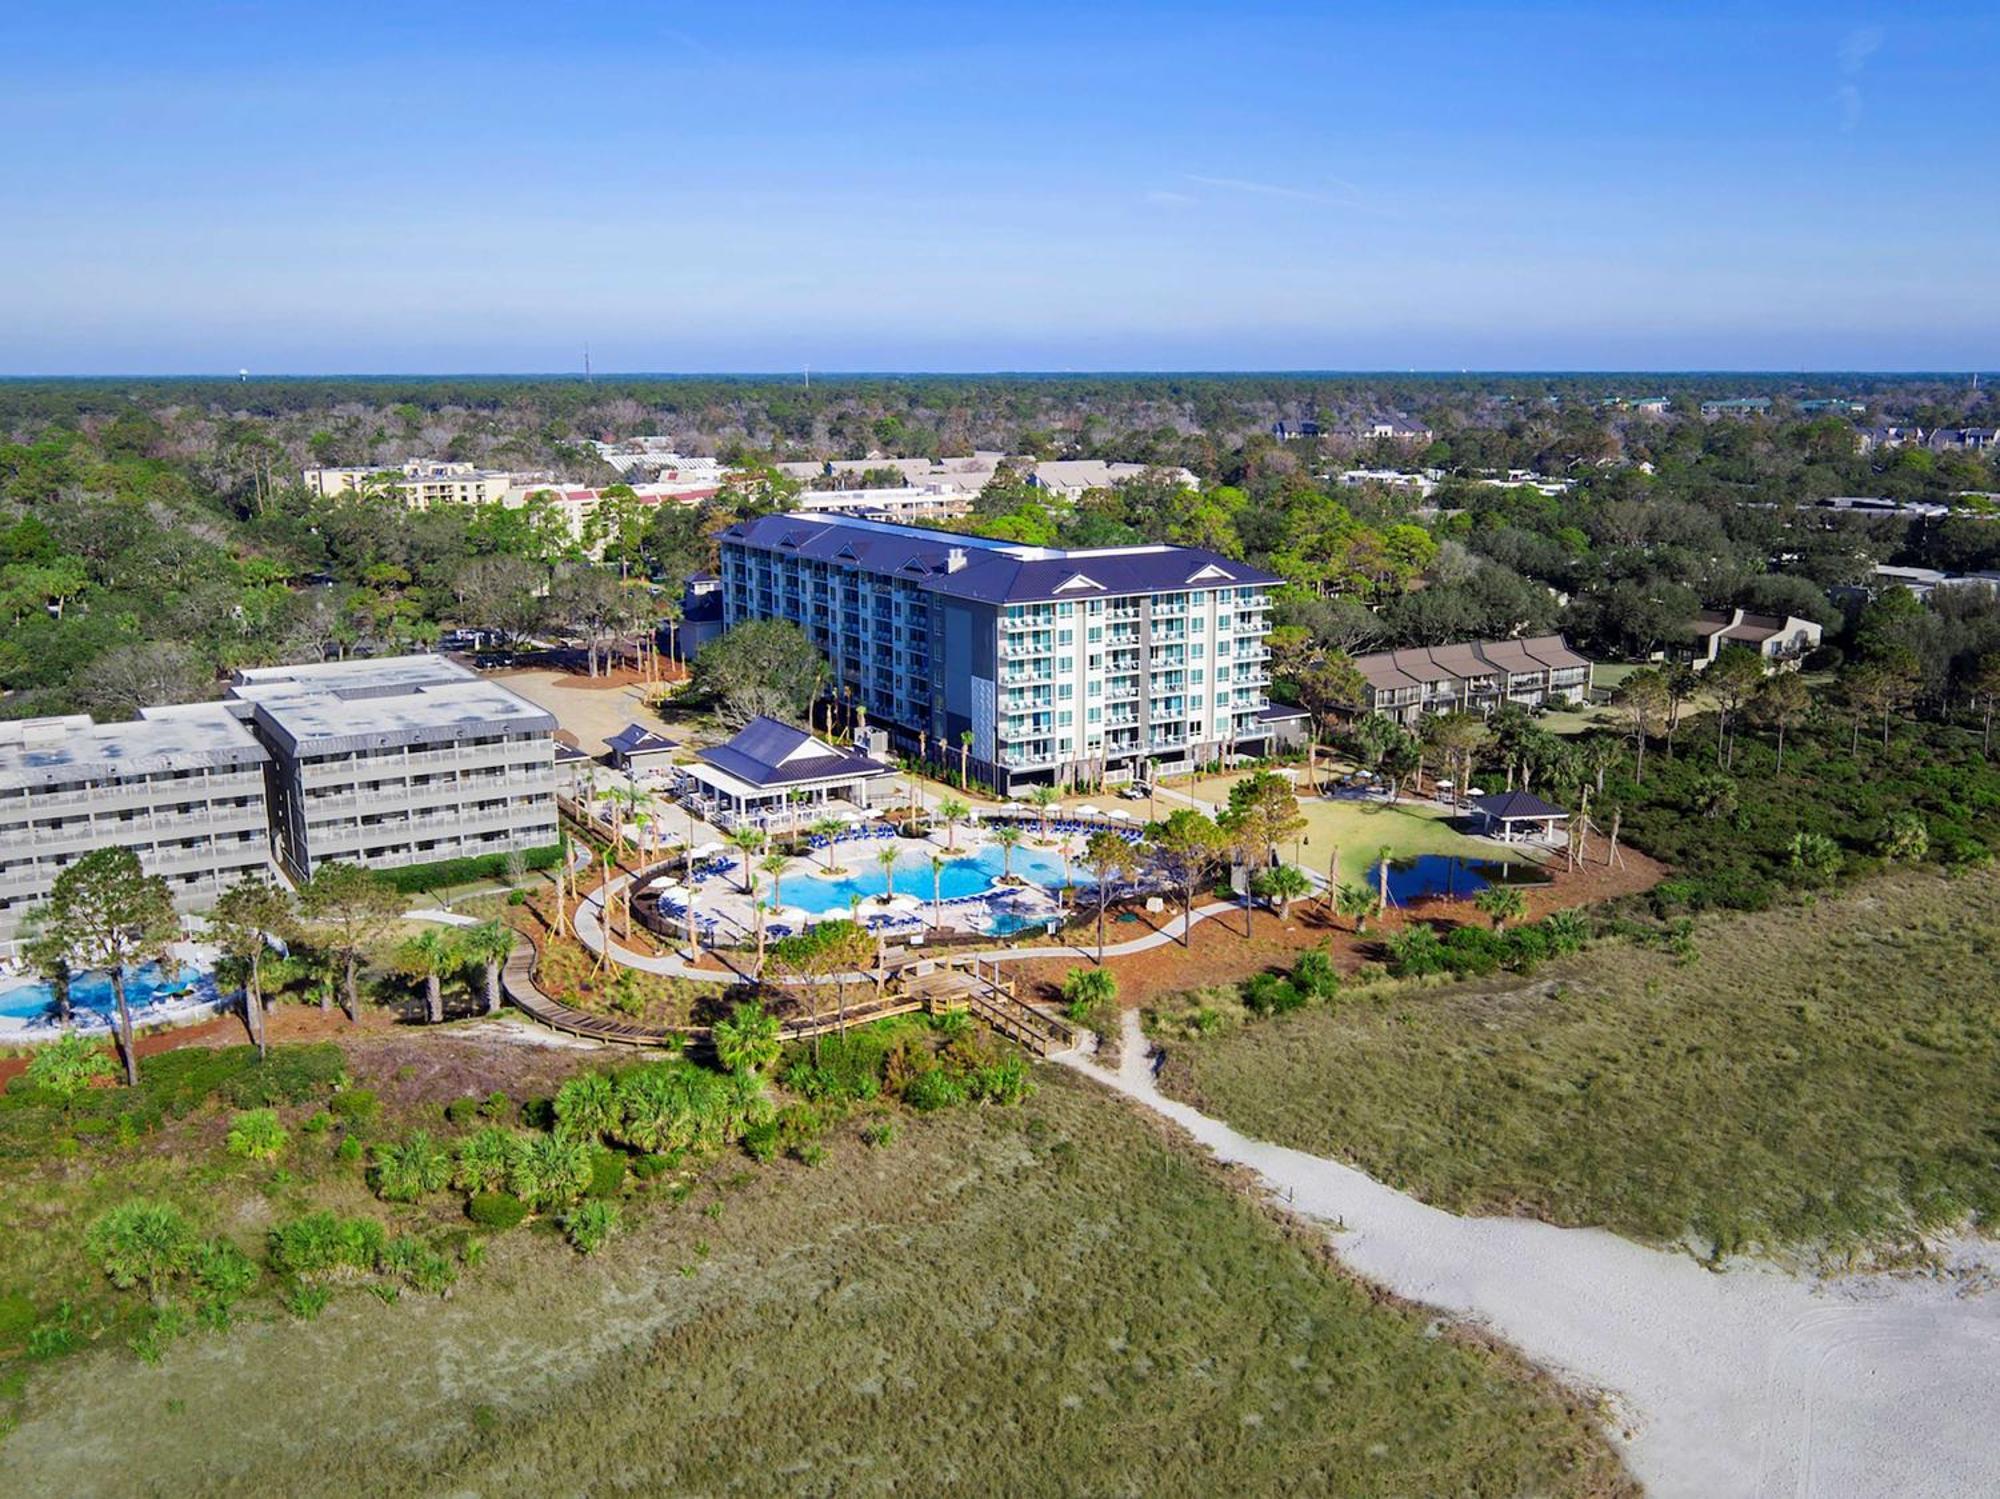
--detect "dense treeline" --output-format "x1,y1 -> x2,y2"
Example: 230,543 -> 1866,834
4,374 -> 2000,722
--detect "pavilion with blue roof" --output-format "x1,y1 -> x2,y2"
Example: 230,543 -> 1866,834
680,716 -> 895,829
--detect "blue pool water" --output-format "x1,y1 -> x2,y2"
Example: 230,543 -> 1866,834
0,961 -> 219,1023
1369,854 -> 1550,905
767,842 -> 1074,916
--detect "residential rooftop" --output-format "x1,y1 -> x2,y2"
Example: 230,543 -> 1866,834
0,702 -> 268,793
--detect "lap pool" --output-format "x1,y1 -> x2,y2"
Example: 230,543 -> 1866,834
0,960 -> 220,1026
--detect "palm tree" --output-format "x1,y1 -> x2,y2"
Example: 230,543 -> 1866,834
300,862 -> 401,1024
937,796 -> 969,853
875,847 -> 899,901
957,729 -> 974,790
398,927 -> 460,1025
728,827 -> 766,894
1028,784 -> 1061,839
810,817 -> 846,871
459,921 -> 515,1015
929,853 -> 946,930
1474,884 -> 1527,934
993,824 -> 1024,880
746,868 -> 767,977
758,851 -> 789,908
1334,883 -> 1375,934
712,1000 -> 782,1075
1251,863 -> 1312,923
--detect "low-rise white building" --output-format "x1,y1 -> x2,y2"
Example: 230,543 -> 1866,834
228,656 -> 559,882
303,460 -> 531,509
0,704 -> 274,939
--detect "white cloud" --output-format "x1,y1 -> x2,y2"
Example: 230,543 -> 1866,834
1835,25 -> 1883,132
1145,189 -> 1197,207
1181,172 -> 1366,208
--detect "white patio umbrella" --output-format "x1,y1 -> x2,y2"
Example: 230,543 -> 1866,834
1076,804 -> 1102,818
1104,807 -> 1134,820
689,842 -> 724,859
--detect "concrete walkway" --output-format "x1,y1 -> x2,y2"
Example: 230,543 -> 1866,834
573,873 -> 1255,983
1057,1011 -> 2000,1499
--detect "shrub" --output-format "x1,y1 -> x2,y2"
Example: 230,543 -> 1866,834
220,1045 -> 347,1108
371,844 -> 560,894
225,1108 -> 289,1162
380,1235 -> 458,1295
454,1127 -> 521,1194
24,1032 -> 114,1111
901,1069 -> 966,1112
1061,967 -> 1119,1026
965,1056 -> 1032,1106
585,1147 -> 627,1199
742,1121 -> 781,1162
1292,949 -> 1342,1002
1386,923 -> 1450,978
860,1119 -> 897,1148
480,1090 -> 514,1121
444,1097 -> 481,1126
334,1136 -> 363,1164
553,1072 -> 619,1141
774,1102 -> 824,1148
329,1088 -> 379,1128
1440,926 -> 1504,977
87,1200 -> 197,1299
369,1131 -> 452,1202
300,1110 -> 334,1135
1243,973 -> 1306,1016
467,1193 -> 530,1232
190,1238 -> 259,1310
267,1211 -> 383,1280
562,1200 -> 620,1255
508,1132 -> 593,1211
283,1283 -> 333,1321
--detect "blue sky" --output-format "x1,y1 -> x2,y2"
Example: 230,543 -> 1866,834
2,1 -> 1995,373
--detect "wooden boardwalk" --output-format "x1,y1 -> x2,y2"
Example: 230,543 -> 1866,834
503,931 -> 1077,1057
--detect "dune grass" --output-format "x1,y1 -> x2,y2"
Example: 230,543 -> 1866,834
4,1072 -> 1630,1498
1156,873 -> 2000,1259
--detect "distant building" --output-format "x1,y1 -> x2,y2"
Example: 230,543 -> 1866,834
228,655 -> 558,882
1864,565 -> 2000,603
1349,637 -> 1592,726
674,571 -> 726,659
303,460 -> 524,508
1683,609 -> 1821,670
792,484 -> 974,522
1699,398 -> 1772,419
1928,427 -> 2000,452
1336,468 -> 1437,496
1856,425 -> 1924,453
0,705 -> 274,940
1348,417 -> 1433,444
1812,495 -> 1951,520
604,723 -> 678,776
1027,460 -> 1198,500
1797,398 -> 1866,416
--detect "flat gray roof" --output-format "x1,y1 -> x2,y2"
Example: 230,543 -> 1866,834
229,655 -> 554,756
0,703 -> 268,793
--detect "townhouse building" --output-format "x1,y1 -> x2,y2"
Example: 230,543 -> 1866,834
227,655 -> 559,881
302,460 -> 525,508
0,704 -> 273,940
717,513 -> 1279,793
1351,636 -> 1593,726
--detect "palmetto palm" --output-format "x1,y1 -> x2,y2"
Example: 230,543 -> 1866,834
758,852 -> 789,908
993,824 -> 1024,879
459,920 -> 515,1015
875,847 -> 898,900
398,927 -> 460,1025
810,817 -> 846,871
728,827 -> 766,893
937,797 -> 969,852
1028,784 -> 1060,839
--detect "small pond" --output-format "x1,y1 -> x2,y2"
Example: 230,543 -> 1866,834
1367,854 -> 1551,905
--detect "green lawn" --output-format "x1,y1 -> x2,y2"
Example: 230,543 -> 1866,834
3,1072 -> 1630,1497
1155,873 -> 2000,1261
1169,771 -> 1534,879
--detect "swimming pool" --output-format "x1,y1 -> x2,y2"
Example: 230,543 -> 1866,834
1368,854 -> 1550,905
769,842 -> 1074,916
0,961 -> 220,1024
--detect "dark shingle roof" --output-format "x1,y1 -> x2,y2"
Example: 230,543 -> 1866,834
719,513 -> 1279,604
1471,789 -> 1567,821
605,723 -> 676,756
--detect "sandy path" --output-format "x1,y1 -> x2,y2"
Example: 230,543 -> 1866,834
1060,1011 -> 2000,1499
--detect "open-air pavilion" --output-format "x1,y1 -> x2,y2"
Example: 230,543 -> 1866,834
1469,788 -> 1569,844
679,715 -> 896,831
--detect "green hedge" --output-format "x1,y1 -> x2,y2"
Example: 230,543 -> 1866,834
374,844 -> 561,894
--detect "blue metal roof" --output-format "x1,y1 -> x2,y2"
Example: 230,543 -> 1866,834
719,513 -> 1279,605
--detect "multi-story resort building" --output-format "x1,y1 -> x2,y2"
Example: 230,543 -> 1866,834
717,513 -> 1280,793
227,655 -> 559,881
0,704 -> 274,939
1351,636 -> 1593,726
302,460 -> 523,508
